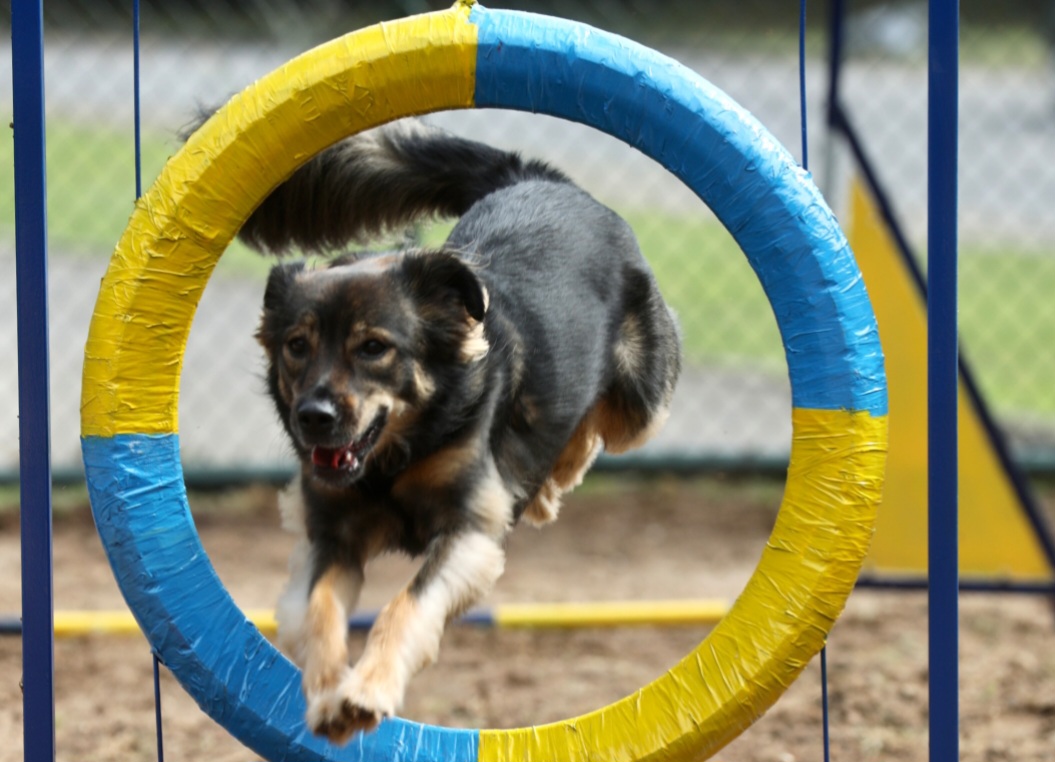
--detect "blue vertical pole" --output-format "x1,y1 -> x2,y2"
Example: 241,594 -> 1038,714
798,0 -> 809,169
131,3 -> 167,757
11,0 -> 56,760
133,0 -> 143,200
928,1 -> 959,761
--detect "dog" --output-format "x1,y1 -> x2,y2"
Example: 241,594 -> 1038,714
226,117 -> 681,742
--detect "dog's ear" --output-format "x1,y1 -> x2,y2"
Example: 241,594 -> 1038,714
402,251 -> 487,323
262,261 -> 305,312
256,261 -> 306,348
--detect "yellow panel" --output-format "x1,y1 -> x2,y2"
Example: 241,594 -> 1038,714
481,407 -> 886,762
81,3 -> 478,436
849,179 -> 1052,580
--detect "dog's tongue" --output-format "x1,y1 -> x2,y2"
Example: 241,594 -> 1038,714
312,444 -> 357,471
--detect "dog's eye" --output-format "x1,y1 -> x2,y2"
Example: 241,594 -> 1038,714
357,339 -> 390,359
285,336 -> 309,358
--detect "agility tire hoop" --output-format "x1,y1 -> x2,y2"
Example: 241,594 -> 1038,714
81,3 -> 888,761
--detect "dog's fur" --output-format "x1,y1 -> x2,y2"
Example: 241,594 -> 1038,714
232,118 -> 681,742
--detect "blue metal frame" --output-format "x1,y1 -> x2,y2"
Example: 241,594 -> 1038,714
831,0 -> 966,755
928,3 -> 960,761
827,0 -> 963,757
12,0 -> 56,760
12,2 -> 962,759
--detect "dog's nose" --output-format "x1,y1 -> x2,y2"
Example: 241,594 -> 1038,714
296,397 -> 338,440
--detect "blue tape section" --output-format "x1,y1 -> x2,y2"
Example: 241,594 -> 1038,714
82,433 -> 480,762
469,6 -> 887,415
458,610 -> 497,627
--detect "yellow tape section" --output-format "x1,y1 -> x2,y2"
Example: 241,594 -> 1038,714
81,3 -> 478,436
481,407 -> 886,762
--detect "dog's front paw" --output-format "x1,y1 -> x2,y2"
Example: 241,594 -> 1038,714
305,666 -> 399,744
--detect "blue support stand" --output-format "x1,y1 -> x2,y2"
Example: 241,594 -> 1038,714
12,0 -> 56,760
927,1 -> 960,760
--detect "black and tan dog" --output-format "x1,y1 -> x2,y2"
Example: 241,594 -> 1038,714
234,118 -> 681,742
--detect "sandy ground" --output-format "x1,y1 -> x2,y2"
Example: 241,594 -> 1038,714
3,477 -> 1055,761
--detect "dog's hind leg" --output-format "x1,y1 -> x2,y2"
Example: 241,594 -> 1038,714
594,394 -> 673,455
597,296 -> 681,454
522,413 -> 604,526
521,315 -> 678,529
275,535 -> 316,664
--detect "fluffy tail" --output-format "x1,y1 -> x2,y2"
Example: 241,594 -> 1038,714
189,114 -> 570,255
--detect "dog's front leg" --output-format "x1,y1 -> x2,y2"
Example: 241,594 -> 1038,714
328,528 -> 507,738
283,553 -> 366,744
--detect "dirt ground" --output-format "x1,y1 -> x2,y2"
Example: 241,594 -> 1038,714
2,476 -> 1054,761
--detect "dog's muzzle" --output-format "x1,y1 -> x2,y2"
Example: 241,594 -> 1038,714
295,397 -> 387,482
296,397 -> 340,443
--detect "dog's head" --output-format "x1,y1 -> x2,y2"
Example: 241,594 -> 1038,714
257,250 -> 489,488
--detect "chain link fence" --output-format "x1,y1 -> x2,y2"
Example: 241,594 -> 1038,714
1,0 -> 1053,482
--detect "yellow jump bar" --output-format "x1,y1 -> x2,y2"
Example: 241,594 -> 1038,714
3,600 -> 731,638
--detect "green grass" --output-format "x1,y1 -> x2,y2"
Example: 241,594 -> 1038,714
0,120 -> 280,280
0,121 -> 171,248
630,213 -> 1055,419
623,210 -> 784,367
4,121 -> 1054,419
959,245 -> 1055,417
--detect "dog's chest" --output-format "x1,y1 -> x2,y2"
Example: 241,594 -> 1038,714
309,478 -> 471,560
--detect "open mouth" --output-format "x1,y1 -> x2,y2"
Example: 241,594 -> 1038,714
309,412 -> 387,479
